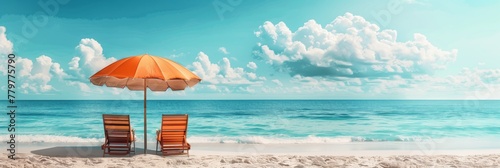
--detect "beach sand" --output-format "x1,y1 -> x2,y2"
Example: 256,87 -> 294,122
2,143 -> 500,167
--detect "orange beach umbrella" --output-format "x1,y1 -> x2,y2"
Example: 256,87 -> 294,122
89,54 -> 201,154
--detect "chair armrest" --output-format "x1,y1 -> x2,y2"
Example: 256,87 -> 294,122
131,129 -> 136,141
156,129 -> 161,140
183,135 -> 189,144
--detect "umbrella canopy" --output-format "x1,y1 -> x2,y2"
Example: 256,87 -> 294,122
90,54 -> 201,154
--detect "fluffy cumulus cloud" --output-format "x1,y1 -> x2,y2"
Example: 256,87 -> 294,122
191,52 -> 265,92
253,12 -> 457,78
0,26 -> 14,75
247,62 -> 258,70
0,27 -> 70,93
65,38 -> 119,93
68,38 -> 117,79
0,27 -> 13,55
0,34 -> 117,94
16,55 -> 68,93
79,38 -> 117,73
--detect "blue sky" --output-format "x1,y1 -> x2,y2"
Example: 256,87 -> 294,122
1,0 -> 499,100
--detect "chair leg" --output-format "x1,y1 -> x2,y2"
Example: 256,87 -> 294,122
132,141 -> 136,153
156,141 -> 159,154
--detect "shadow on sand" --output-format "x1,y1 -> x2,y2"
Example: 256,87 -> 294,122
31,146 -> 159,158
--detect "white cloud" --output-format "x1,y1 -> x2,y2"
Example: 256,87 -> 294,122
0,27 -> 13,55
254,12 -> 457,78
64,38 -> 120,93
1,19 -> 494,99
239,86 -> 255,93
219,47 -> 229,54
51,62 -> 67,79
0,28 -> 69,94
67,81 -> 92,93
332,68 -> 500,99
447,68 -> 500,93
247,62 -> 258,70
68,57 -> 80,70
257,45 -> 290,65
192,52 -> 264,85
256,75 -> 362,96
168,53 -> 184,58
192,62 -> 500,99
367,75 -> 408,94
192,52 -> 221,84
247,72 -> 257,80
220,57 -> 243,80
0,26 -> 14,75
72,38 -> 117,77
17,57 -> 33,77
16,55 -> 68,93
191,52 -> 265,93
271,79 -> 283,86
290,75 -> 343,92
207,85 -> 217,90
4,38 -> 119,95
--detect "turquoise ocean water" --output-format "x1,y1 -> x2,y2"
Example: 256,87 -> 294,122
1,100 -> 499,144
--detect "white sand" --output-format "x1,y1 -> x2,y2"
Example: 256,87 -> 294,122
3,153 -> 500,168
2,143 -> 500,167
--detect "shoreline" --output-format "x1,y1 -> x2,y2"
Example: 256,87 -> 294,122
4,142 -> 500,156
2,143 -> 500,167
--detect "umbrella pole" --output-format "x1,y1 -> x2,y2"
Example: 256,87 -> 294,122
144,79 -> 147,155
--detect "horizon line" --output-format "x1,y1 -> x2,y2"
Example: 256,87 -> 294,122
4,99 -> 500,101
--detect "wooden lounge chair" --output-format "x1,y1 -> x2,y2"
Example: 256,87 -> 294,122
101,114 -> 135,156
156,114 -> 190,156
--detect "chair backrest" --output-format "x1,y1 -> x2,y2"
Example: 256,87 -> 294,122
102,114 -> 131,141
160,114 -> 188,139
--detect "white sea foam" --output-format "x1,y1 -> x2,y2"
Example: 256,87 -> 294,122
0,135 -> 102,143
0,134 -> 354,144
188,135 -> 354,144
3,134 -> 499,146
